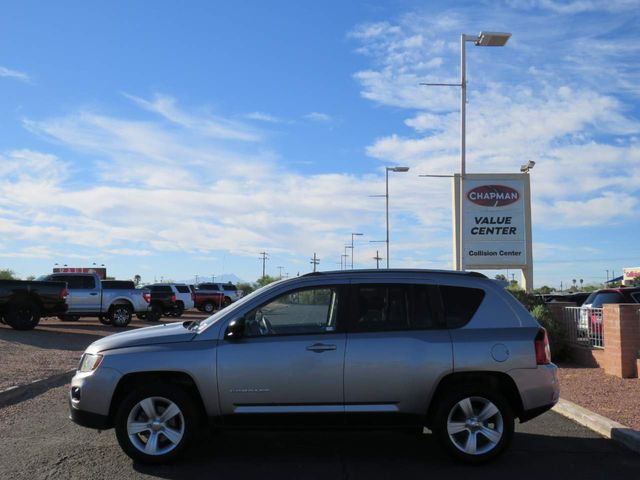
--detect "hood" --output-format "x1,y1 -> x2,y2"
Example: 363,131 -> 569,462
87,322 -> 197,353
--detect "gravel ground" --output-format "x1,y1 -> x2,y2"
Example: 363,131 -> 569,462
557,363 -> 640,430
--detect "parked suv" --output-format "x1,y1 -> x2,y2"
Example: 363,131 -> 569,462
579,286 -> 640,338
147,283 -> 194,317
70,269 -> 558,464
196,282 -> 242,306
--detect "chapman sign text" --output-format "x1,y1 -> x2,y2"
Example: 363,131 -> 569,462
462,179 -> 527,268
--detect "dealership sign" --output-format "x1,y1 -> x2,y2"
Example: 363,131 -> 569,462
461,177 -> 528,269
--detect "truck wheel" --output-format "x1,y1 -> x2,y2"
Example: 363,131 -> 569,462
173,303 -> 184,318
114,383 -> 198,464
98,315 -> 112,325
6,301 -> 41,330
110,305 -> 132,327
58,315 -> 80,322
203,302 -> 214,313
432,387 -> 514,464
146,304 -> 162,322
223,297 -> 232,308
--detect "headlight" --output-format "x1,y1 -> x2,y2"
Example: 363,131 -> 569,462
78,353 -> 103,372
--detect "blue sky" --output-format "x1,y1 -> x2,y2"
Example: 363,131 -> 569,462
0,0 -> 638,287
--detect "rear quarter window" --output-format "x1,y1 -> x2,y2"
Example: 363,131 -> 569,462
176,285 -> 190,293
439,286 -> 485,328
591,292 -> 624,307
223,285 -> 237,291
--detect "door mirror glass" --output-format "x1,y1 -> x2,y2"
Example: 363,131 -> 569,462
224,317 -> 245,340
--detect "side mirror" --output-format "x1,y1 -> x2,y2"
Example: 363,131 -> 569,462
224,317 -> 245,340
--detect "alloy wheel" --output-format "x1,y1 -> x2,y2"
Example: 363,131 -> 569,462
126,396 -> 185,456
446,396 -> 504,455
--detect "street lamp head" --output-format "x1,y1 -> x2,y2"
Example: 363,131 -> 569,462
352,232 -> 364,236
475,32 -> 511,47
520,160 -> 535,173
388,166 -> 410,172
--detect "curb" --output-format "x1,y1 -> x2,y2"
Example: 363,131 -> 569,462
553,398 -> 640,454
0,369 -> 75,408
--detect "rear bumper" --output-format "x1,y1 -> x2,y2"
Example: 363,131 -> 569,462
46,302 -> 68,315
509,364 -> 560,418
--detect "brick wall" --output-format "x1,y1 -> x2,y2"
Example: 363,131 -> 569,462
603,304 -> 640,379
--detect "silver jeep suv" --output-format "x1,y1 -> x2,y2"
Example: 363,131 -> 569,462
69,269 -> 559,464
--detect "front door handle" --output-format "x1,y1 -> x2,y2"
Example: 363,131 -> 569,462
306,343 -> 337,353
89,292 -> 98,296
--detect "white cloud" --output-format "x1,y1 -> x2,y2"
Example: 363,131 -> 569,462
244,111 -> 282,123
123,93 -> 261,142
304,112 -> 333,123
0,66 -> 31,83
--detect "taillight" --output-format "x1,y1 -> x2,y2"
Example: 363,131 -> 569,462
171,294 -> 177,303
143,292 -> 151,303
535,328 -> 551,365
60,287 -> 68,299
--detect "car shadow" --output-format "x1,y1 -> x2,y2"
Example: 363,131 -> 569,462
132,428 -> 640,480
0,324 -> 103,351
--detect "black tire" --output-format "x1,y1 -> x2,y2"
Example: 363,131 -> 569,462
114,383 -> 199,464
432,387 -> 514,464
110,304 -> 132,328
146,304 -> 163,322
173,303 -> 184,318
222,297 -> 232,308
98,315 -> 112,325
5,300 -> 41,330
203,302 -> 214,314
137,313 -> 147,320
59,315 -> 80,322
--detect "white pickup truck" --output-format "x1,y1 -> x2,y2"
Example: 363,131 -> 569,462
43,272 -> 150,327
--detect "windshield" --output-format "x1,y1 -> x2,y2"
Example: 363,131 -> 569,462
192,281 -> 282,332
587,292 -> 624,308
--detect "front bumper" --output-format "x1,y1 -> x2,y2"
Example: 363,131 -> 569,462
68,367 -> 121,430
69,397 -> 112,429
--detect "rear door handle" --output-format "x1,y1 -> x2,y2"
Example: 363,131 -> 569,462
89,292 -> 98,296
306,343 -> 337,353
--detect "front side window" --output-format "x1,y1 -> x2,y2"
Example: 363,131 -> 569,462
176,285 -> 190,293
243,287 -> 339,337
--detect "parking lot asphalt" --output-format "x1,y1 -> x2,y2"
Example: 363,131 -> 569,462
0,383 -> 638,480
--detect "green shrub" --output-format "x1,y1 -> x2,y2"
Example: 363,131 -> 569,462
530,304 -> 567,361
506,286 -> 544,311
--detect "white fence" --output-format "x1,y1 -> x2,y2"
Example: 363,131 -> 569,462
563,307 -> 604,349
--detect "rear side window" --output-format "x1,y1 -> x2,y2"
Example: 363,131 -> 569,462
591,292 -> 624,307
350,284 -> 436,332
150,285 -> 172,293
176,285 -> 190,293
439,286 -> 485,328
222,284 -> 237,291
54,275 -> 93,289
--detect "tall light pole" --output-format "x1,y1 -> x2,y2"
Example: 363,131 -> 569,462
385,166 -> 409,268
350,233 -> 363,269
422,31 -> 511,270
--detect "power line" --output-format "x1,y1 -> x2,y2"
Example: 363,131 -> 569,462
310,253 -> 320,272
259,252 -> 269,278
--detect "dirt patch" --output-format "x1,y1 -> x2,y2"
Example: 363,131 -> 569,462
558,363 -> 640,430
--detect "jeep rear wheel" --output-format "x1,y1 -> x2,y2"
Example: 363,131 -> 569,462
433,388 -> 513,463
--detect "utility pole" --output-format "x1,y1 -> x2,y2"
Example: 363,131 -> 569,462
277,266 -> 284,279
195,275 -> 199,285
310,253 -> 320,272
373,250 -> 382,269
259,252 -> 269,278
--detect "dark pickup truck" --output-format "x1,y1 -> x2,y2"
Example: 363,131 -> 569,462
137,285 -> 178,322
0,279 -> 68,330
